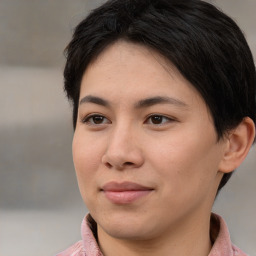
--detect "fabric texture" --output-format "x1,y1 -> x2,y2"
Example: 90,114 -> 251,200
56,213 -> 247,256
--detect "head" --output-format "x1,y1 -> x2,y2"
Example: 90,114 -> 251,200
64,0 -> 255,194
64,0 -> 256,246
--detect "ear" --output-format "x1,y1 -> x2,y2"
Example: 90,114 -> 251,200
219,117 -> 255,173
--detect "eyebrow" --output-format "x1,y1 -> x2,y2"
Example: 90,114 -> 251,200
79,95 -> 188,109
135,96 -> 188,109
79,95 -> 110,107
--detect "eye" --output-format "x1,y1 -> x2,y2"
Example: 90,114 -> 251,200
82,114 -> 110,125
146,114 -> 174,125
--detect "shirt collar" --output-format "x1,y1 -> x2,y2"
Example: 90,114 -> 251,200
208,213 -> 233,256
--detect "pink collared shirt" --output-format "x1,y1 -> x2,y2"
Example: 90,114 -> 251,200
56,213 -> 248,256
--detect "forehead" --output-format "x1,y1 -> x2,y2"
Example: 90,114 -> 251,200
80,40 -> 209,113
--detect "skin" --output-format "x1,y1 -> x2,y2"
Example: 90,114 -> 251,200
72,41 -> 254,256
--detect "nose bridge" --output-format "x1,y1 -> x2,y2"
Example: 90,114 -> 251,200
102,120 -> 143,169
108,121 -> 137,158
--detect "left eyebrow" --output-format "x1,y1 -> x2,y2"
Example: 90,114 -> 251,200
134,96 -> 188,109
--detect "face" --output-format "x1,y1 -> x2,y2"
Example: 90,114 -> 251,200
73,41 -> 227,241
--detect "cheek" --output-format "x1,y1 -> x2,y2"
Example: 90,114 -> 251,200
72,132 -> 106,211
72,132 -> 101,190
146,131 -> 221,194
73,129 -> 104,167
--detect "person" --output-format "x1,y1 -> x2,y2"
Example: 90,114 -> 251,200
57,0 -> 256,255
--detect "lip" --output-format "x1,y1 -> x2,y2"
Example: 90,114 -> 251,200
101,181 -> 154,204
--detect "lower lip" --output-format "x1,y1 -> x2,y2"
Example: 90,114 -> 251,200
103,190 -> 152,204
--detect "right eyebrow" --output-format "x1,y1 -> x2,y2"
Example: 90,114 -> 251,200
79,95 -> 110,107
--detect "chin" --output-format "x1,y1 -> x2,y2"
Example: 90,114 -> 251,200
103,224 -> 153,241
96,211 -> 155,240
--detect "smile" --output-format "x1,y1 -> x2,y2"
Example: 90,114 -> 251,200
101,181 -> 154,204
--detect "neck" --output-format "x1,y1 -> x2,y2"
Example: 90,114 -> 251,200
97,212 -> 212,256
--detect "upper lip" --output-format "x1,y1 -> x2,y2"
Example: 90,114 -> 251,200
101,181 -> 153,192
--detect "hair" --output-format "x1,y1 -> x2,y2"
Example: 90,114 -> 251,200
63,0 -> 256,193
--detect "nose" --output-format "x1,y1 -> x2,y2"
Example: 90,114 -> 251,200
101,125 -> 144,170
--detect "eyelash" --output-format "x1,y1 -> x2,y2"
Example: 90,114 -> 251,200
145,114 -> 175,126
81,114 -> 110,125
81,113 -> 175,126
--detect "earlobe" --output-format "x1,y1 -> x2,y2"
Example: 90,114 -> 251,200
219,117 -> 255,174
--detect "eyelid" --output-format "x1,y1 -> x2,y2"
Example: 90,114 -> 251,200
81,113 -> 111,125
80,112 -> 176,127
145,114 -> 176,125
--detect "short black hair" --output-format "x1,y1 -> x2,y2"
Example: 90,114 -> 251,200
63,0 -> 256,192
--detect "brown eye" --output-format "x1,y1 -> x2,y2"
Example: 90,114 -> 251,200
83,114 -> 110,125
92,116 -> 104,124
150,115 -> 163,124
146,114 -> 174,125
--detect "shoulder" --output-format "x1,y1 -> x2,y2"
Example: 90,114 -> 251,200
210,213 -> 249,256
232,244 -> 248,256
56,214 -> 103,256
56,240 -> 85,256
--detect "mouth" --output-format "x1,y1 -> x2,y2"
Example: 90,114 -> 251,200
101,181 -> 154,204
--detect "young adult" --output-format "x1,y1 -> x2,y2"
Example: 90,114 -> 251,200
57,0 -> 256,255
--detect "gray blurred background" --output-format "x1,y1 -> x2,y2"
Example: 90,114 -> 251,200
0,0 -> 255,255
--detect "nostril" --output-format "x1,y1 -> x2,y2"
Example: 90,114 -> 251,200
125,162 -> 134,166
105,162 -> 112,168
105,161 -> 134,169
